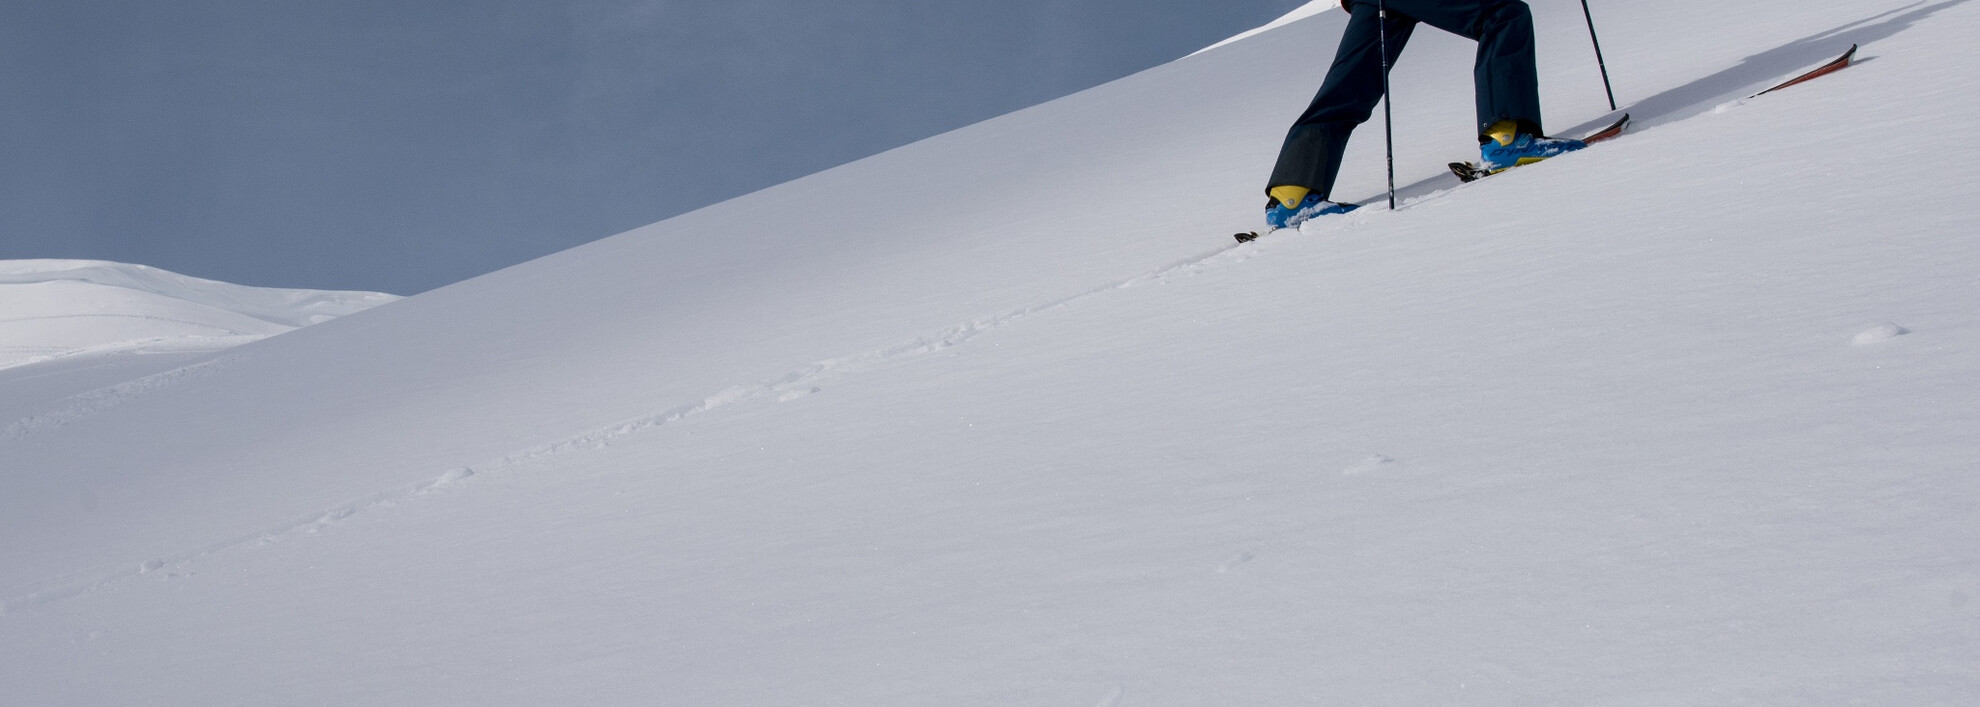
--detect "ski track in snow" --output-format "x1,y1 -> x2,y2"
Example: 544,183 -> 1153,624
1,354 -> 246,442
2,312 -> 253,332
0,234 -> 1314,614
0,334 -> 263,378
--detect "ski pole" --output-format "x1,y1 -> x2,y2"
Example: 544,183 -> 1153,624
1377,0 -> 1396,210
1580,0 -> 1617,111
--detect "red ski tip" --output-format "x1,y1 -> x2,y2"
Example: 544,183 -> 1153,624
1755,44 -> 1857,97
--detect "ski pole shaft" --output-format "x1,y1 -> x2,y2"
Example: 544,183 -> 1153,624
1378,0 -> 1396,210
1581,0 -> 1617,111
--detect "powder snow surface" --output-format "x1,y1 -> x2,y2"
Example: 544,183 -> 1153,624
3,1 -> 1978,704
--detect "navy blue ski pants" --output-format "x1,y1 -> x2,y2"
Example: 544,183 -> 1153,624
1268,0 -> 1545,200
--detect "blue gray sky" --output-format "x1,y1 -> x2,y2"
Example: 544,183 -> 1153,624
2,1 -> 1302,294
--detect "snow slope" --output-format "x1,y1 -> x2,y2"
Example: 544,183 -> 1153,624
4,0 -> 1978,704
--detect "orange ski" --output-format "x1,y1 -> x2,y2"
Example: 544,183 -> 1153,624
1754,44 -> 1857,97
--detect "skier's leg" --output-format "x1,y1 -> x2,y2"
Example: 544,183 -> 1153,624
1383,0 -> 1543,138
1267,1 -> 1415,203
1470,0 -> 1543,137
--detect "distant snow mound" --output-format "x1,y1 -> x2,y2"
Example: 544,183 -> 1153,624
0,260 -> 399,370
1189,0 -> 1336,57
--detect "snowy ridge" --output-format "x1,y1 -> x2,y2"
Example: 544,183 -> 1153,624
1189,0 -> 1336,57
0,260 -> 397,370
0,260 -> 397,329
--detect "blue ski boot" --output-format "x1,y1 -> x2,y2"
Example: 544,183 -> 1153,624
1265,191 -> 1358,230
1478,120 -> 1586,174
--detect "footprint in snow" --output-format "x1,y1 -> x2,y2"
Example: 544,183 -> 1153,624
1851,323 -> 1908,345
1093,685 -> 1125,707
1217,551 -> 1256,574
302,507 -> 359,534
419,467 -> 475,493
1342,454 -> 1400,476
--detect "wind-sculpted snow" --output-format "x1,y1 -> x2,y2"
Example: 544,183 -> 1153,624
0,260 -> 398,329
0,260 -> 398,370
